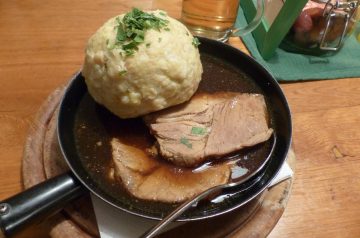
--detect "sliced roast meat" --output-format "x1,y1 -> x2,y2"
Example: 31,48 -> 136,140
144,93 -> 273,167
111,138 -> 230,203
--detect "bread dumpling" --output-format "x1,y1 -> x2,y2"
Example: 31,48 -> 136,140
82,9 -> 203,118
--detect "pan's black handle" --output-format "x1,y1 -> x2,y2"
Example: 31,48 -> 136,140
0,172 -> 86,237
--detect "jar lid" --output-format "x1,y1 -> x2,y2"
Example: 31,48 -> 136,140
312,0 -> 358,4
312,0 -> 328,3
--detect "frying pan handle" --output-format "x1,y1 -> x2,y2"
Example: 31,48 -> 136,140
0,172 -> 85,237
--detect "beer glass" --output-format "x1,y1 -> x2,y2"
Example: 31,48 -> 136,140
181,0 -> 264,41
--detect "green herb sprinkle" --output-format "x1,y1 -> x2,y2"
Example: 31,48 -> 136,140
112,8 -> 169,56
192,37 -> 200,47
191,127 -> 207,135
180,137 -> 192,149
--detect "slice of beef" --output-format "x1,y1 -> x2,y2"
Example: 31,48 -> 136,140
144,93 -> 273,167
111,138 -> 230,203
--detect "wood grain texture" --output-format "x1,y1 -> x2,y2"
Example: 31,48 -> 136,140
269,78 -> 360,238
0,0 -> 359,237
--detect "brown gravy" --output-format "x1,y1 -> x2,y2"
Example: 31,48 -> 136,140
74,54 -> 273,207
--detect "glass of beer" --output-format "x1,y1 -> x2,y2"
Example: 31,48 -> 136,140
181,0 -> 264,42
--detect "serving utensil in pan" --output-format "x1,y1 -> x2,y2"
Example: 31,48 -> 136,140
0,37 -> 291,237
141,134 -> 277,238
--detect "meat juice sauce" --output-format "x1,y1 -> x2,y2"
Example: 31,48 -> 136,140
75,53 -> 273,211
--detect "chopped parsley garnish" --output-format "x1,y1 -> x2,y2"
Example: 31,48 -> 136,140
192,37 -> 200,47
146,43 -> 151,47
180,137 -> 192,149
113,8 -> 169,56
158,37 -> 162,42
119,70 -> 127,76
191,127 -> 207,135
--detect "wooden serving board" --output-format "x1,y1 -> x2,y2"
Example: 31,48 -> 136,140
22,86 -> 295,238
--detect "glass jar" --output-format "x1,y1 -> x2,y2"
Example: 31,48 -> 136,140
280,0 -> 359,56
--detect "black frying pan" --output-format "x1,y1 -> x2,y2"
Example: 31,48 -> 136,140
0,37 -> 291,237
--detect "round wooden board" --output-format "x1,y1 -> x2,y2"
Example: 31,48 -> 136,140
22,86 -> 295,238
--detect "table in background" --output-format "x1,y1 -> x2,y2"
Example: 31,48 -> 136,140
0,0 -> 359,237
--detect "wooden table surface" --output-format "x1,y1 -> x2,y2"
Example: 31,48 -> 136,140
1,0 -> 359,237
